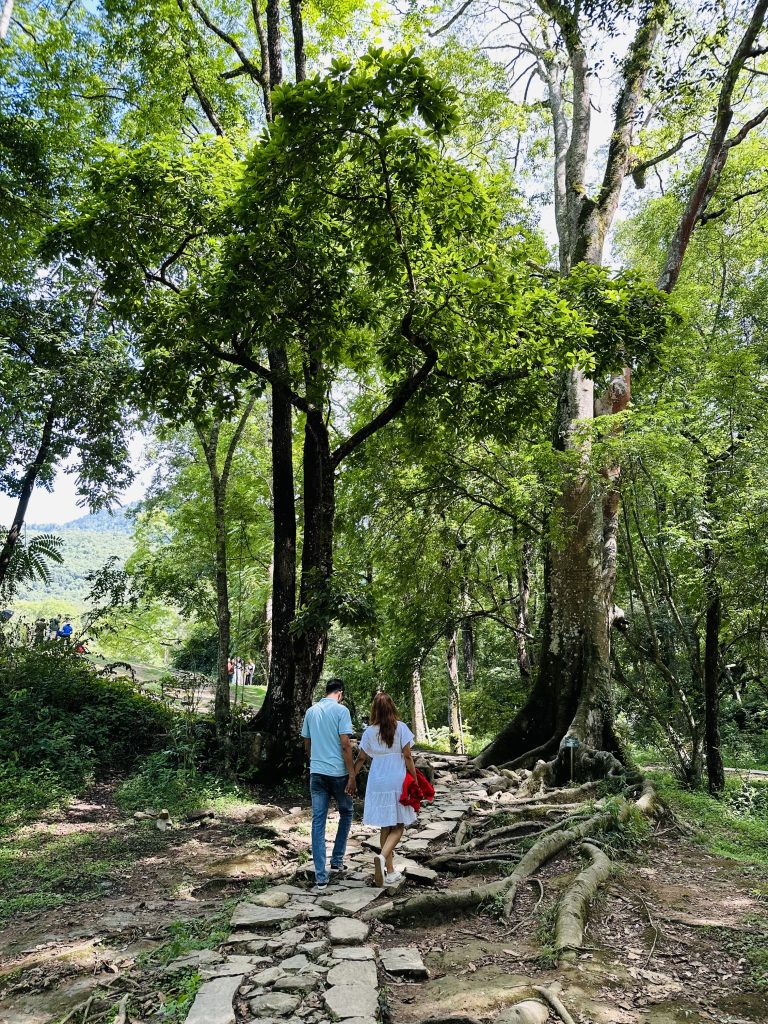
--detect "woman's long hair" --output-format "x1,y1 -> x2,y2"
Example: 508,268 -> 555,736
370,692 -> 399,748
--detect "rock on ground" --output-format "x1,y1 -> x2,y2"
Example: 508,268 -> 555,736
185,974 -> 241,1024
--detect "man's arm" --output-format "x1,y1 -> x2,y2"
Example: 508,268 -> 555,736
303,738 -> 311,762
340,734 -> 356,788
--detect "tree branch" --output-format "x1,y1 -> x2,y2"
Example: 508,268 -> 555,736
187,0 -> 263,84
630,132 -> 698,188
332,344 -> 437,466
187,68 -> 225,135
428,0 -> 475,37
658,0 -> 768,292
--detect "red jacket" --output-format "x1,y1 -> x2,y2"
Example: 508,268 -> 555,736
399,769 -> 435,812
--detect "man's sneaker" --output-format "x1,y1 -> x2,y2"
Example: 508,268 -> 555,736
311,882 -> 328,893
384,870 -> 403,886
330,862 -> 348,876
373,854 -> 386,888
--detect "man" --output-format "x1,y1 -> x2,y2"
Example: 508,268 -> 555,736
301,678 -> 356,892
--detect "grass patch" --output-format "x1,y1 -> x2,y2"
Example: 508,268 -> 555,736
114,753 -> 255,818
141,914 -> 232,968
654,773 -> 768,864
534,900 -> 559,968
0,825 -> 168,922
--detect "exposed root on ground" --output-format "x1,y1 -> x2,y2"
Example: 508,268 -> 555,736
502,985 -> 578,1024
369,781 -> 660,927
430,821 -> 546,866
554,840 -> 612,961
500,806 -> 618,920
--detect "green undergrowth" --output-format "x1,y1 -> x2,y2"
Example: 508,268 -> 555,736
0,825 -> 168,922
140,912 -> 233,969
0,647 -> 175,832
114,751 -> 254,818
654,773 -> 768,864
534,900 -> 560,968
133,885 -> 269,1021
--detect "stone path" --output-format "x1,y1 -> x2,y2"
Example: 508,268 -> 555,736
182,755 -> 492,1024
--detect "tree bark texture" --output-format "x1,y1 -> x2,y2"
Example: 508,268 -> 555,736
0,402 -> 56,592
477,1 -> 672,773
410,662 -> 430,744
461,581 -> 476,691
703,460 -> 725,793
252,347 -> 298,765
293,400 -> 335,735
446,626 -> 465,754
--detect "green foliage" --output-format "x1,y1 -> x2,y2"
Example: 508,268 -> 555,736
115,751 -> 251,817
0,646 -> 174,829
656,773 -> 768,864
12,528 -> 133,603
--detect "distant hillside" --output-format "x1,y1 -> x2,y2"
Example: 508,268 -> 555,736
29,504 -> 137,535
15,507 -> 137,603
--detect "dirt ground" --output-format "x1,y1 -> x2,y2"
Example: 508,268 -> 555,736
1,781 -> 766,1024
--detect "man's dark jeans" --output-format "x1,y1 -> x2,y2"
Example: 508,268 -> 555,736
309,773 -> 353,885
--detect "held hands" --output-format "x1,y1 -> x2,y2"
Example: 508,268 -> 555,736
345,773 -> 357,797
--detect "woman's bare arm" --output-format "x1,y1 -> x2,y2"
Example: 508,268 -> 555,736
402,742 -> 417,779
347,749 -> 368,795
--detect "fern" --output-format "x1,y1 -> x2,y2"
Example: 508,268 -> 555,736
2,534 -> 64,598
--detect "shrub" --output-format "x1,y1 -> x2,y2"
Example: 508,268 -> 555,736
0,646 -> 176,827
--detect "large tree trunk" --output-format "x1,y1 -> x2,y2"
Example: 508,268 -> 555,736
293,401 -> 335,724
703,540 -> 725,794
446,626 -> 465,754
212,481 -> 232,741
263,557 -> 273,685
0,0 -> 15,41
410,662 -> 430,744
0,402 -> 56,592
477,373 -> 621,774
461,581 -> 476,691
251,348 -> 298,767
477,3 -> 668,776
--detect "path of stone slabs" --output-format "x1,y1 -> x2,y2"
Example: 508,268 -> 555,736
178,757 -> 492,1024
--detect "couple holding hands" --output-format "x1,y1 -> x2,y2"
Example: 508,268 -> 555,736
301,680 -> 432,891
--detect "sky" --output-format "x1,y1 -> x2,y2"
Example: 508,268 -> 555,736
0,433 -> 153,526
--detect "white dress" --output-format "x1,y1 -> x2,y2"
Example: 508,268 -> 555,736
360,721 -> 418,827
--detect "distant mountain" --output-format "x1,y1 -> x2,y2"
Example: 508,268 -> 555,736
15,506 -> 138,604
29,504 -> 138,534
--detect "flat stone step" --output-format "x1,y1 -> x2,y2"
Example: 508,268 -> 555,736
201,954 -> 270,978
324,983 -> 379,1019
319,886 -> 383,915
330,945 -> 376,961
185,974 -> 241,1024
380,945 -> 428,978
326,959 -> 378,988
248,990 -> 303,1016
328,917 -> 370,944
231,903 -> 300,928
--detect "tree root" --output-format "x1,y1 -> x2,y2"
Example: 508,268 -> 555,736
430,853 -> 522,875
501,985 -> 578,1024
515,781 -> 599,804
430,821 -> 546,866
368,783 -> 657,925
554,841 -> 612,961
500,807 -> 616,920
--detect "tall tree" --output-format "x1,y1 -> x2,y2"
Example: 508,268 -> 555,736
447,0 -> 768,777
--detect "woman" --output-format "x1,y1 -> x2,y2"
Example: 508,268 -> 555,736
349,692 -> 418,887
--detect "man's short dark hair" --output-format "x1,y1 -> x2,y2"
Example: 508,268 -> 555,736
325,678 -> 344,695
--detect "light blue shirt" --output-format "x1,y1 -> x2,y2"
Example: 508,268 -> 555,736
301,697 -> 354,777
